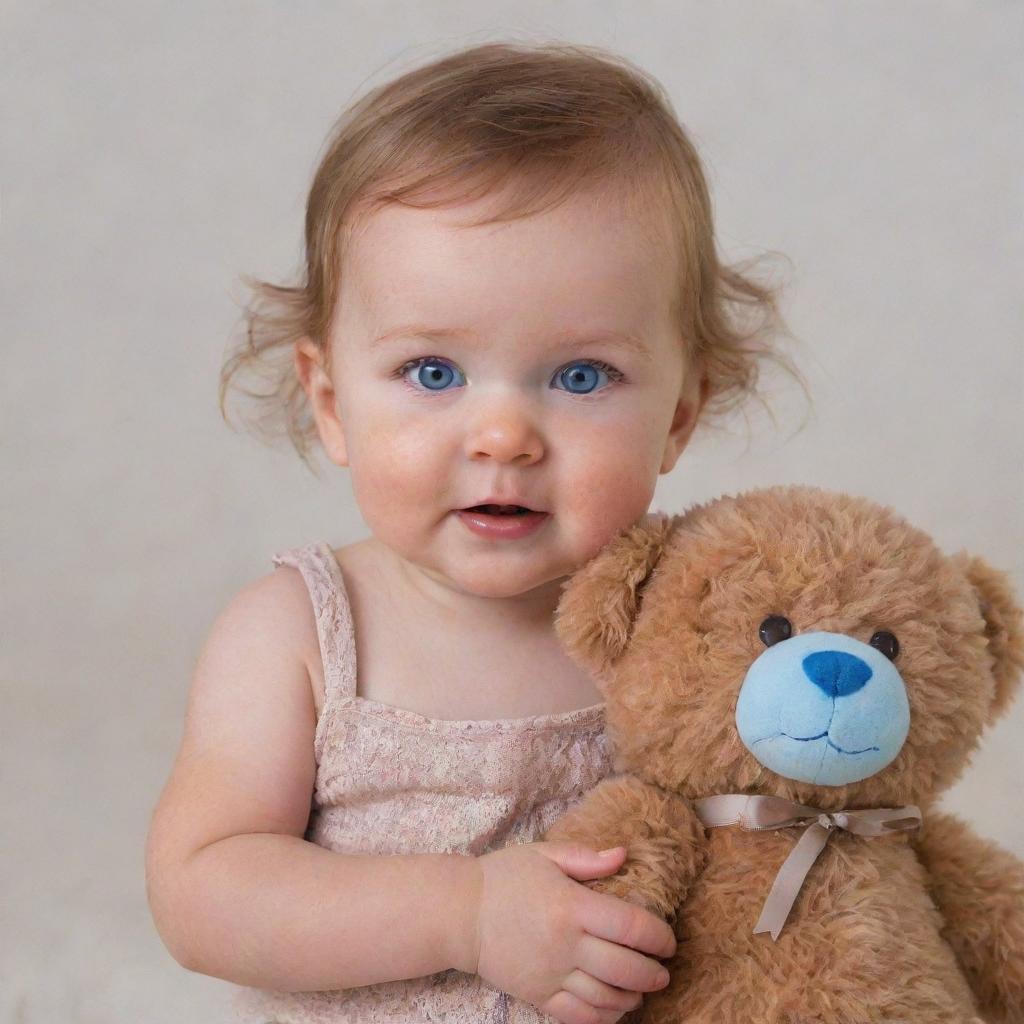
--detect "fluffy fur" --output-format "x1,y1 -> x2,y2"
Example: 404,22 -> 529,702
544,486 -> 1024,1024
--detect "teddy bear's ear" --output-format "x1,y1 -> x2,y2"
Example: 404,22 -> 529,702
554,512 -> 678,680
953,552 -> 1024,724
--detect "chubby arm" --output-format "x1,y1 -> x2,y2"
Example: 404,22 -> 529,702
544,774 -> 706,923
913,811 -> 1024,1024
145,569 -> 478,990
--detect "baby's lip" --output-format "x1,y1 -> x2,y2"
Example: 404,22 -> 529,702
460,497 -> 547,513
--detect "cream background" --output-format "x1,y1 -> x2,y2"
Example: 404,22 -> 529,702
2,3 -> 1021,1021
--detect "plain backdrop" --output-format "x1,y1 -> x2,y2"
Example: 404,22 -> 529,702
3,3 -> 1022,1021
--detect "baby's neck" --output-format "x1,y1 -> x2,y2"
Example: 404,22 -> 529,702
371,537 -> 569,633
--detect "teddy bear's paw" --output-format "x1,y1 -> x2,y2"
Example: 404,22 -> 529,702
584,872 -> 635,902
584,871 -> 675,923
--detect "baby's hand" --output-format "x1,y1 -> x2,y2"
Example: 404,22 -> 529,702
460,841 -> 676,1024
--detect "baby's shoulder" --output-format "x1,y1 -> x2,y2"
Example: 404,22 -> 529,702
236,555 -> 325,698
270,538 -> 378,717
263,536 -> 371,627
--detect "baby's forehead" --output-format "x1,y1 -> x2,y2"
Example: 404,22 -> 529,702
347,184 -> 672,262
339,193 -> 680,337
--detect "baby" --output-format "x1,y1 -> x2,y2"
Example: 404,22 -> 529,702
145,40 -> 793,1024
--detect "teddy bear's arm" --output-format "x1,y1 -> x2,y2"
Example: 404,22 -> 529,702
912,811 -> 1024,1024
544,773 -> 706,922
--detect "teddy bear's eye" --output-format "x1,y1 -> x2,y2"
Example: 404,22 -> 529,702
869,630 -> 900,661
759,615 -> 793,647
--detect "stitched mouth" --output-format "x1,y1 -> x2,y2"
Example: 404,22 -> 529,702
752,731 -> 880,756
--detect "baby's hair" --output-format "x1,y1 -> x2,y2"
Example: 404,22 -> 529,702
219,40 -> 804,476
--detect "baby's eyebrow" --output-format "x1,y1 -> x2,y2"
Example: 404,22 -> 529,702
370,324 -> 653,361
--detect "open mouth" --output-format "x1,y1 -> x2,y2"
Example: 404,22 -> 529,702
464,504 -> 536,515
456,505 -> 550,540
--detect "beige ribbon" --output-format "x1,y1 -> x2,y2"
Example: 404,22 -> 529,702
693,794 -> 922,940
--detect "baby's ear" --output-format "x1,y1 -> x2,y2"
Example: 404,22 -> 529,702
555,512 -> 677,680
953,552 -> 1024,724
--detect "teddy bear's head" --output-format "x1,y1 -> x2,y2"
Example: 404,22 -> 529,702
555,486 -> 1023,811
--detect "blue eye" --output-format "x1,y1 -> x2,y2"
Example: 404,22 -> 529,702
553,360 -> 621,395
400,358 -> 466,392
396,356 -> 623,395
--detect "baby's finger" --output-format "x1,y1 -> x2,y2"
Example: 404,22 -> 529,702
543,988 -> 638,1024
562,968 -> 643,1012
574,932 -> 671,994
579,888 -> 677,959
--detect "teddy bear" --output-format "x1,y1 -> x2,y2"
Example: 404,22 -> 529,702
543,485 -> 1024,1024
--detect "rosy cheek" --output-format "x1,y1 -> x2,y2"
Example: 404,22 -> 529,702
563,457 -> 656,553
351,429 -> 447,516
570,429 -> 656,493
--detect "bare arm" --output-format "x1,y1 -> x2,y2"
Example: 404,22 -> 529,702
144,567 -> 480,992
913,811 -> 1024,1024
166,835 -> 478,990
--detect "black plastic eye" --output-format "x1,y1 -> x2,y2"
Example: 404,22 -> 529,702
759,616 -> 793,647
869,630 -> 900,661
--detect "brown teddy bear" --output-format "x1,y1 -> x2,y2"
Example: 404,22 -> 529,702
544,485 -> 1024,1024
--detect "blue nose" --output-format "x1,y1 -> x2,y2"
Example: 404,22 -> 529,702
801,650 -> 872,698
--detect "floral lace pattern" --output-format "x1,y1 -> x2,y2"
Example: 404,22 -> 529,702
230,542 -> 612,1023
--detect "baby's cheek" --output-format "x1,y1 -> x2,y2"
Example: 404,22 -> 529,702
561,446 -> 658,558
347,432 -> 446,523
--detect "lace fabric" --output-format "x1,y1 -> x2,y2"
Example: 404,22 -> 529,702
230,542 -> 612,1023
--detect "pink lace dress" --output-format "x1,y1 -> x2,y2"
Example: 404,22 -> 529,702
230,542 -> 612,1023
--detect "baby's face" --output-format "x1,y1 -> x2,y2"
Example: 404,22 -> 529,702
301,182 -> 702,602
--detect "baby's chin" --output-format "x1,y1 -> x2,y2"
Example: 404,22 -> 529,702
372,511 -> 620,606
423,555 -> 574,604
391,541 -> 577,608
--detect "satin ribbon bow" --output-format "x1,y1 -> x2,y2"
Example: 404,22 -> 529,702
693,794 -> 922,940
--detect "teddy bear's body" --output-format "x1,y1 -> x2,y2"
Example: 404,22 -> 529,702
651,824 -> 976,1022
548,774 -> 989,1023
545,488 -> 1024,1024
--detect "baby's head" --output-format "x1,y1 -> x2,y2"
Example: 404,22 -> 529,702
222,42 -> 795,600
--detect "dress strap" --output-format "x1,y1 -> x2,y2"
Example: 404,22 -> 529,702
270,543 -> 358,713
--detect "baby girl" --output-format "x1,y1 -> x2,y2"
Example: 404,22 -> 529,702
145,40 -> 792,1024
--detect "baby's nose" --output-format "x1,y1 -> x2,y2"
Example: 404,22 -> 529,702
463,397 -> 544,464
